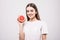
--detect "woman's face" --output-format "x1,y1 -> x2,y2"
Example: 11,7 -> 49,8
26,6 -> 37,19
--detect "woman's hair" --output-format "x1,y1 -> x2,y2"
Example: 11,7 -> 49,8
26,3 -> 40,21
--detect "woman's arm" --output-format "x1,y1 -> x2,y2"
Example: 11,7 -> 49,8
42,34 -> 47,40
17,16 -> 25,40
19,23 -> 25,40
19,30 -> 25,40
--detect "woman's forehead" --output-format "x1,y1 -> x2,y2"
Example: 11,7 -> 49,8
26,6 -> 35,10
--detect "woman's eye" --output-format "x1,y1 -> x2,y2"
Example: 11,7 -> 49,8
26,10 -> 29,12
31,10 -> 33,12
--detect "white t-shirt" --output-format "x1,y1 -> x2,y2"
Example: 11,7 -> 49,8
23,20 -> 48,40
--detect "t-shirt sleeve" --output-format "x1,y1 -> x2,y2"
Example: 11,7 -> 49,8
41,21 -> 48,34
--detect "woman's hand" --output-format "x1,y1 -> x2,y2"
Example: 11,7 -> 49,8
17,15 -> 25,30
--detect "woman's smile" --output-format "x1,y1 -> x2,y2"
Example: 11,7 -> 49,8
28,14 -> 33,17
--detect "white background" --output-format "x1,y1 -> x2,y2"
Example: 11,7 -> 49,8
0,0 -> 60,40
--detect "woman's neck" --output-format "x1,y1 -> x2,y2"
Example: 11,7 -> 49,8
29,17 -> 38,22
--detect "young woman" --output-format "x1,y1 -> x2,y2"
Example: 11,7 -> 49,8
17,3 -> 48,40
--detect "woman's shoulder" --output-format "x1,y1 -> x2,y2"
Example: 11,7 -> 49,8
38,20 -> 47,24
